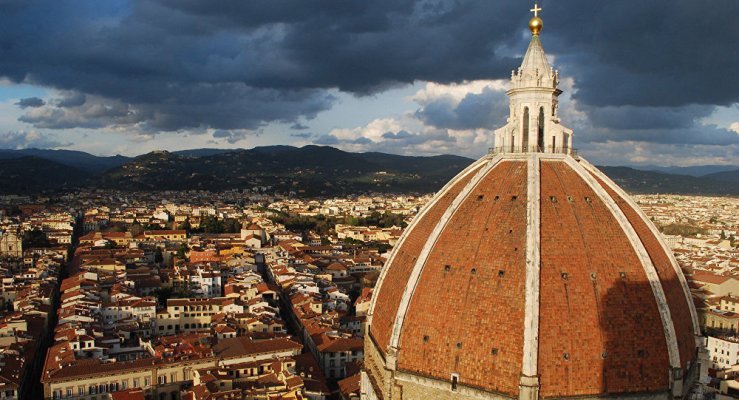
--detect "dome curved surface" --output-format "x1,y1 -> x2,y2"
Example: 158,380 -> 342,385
365,153 -> 699,399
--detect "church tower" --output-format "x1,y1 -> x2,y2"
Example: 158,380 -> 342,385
493,4 -> 573,154
362,4 -> 704,400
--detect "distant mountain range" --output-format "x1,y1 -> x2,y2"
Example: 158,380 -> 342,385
0,146 -> 736,196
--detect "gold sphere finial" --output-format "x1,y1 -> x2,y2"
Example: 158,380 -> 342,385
529,3 -> 543,35
529,16 -> 543,35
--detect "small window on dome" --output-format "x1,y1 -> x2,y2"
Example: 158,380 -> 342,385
423,335 -> 429,343
561,272 -> 568,280
498,270 -> 506,278
550,196 -> 557,203
451,373 -> 459,391
494,195 -> 500,202
471,268 -> 477,275
584,196 -> 592,204
491,348 -> 499,356
563,353 -> 570,361
511,195 -> 518,201
567,196 -> 574,203
477,195 -> 484,201
620,272 -> 627,279
456,342 -> 463,349
444,265 -> 451,272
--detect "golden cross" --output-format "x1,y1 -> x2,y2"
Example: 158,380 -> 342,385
530,3 -> 542,17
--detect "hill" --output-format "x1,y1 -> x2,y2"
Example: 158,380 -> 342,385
94,146 -> 472,196
0,146 -> 736,196
599,166 -> 738,196
639,164 -> 739,177
702,169 -> 739,184
0,156 -> 92,194
0,148 -> 129,173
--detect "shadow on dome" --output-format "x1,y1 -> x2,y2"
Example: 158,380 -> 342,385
596,274 -> 699,398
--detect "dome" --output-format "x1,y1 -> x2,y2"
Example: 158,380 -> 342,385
363,155 -> 701,399
361,6 -> 704,399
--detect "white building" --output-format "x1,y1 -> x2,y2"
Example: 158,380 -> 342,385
707,336 -> 739,370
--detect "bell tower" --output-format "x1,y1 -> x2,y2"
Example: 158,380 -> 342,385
493,3 -> 573,154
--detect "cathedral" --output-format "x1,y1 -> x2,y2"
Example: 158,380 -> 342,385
362,5 -> 704,400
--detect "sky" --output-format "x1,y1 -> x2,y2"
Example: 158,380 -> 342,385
0,0 -> 737,167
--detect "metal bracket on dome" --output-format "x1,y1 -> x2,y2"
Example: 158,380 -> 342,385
385,345 -> 398,371
519,374 -> 540,400
669,367 -> 684,399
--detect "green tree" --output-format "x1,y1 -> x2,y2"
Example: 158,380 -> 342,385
22,229 -> 51,248
176,243 -> 189,260
222,218 -> 241,233
154,247 -> 164,264
178,218 -> 192,232
129,221 -> 145,237
199,215 -> 224,233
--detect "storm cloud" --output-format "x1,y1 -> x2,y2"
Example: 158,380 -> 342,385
0,0 -> 737,162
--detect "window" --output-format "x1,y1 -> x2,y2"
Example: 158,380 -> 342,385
537,107 -> 545,150
522,107 -> 530,151
78,387 -> 85,396
133,379 -> 139,387
451,373 -> 459,391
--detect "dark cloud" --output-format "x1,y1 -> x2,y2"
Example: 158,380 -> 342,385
17,94 -> 136,129
382,131 -> 414,139
580,124 -> 739,147
15,97 -> 45,108
314,129 -> 455,154
584,105 -> 715,131
290,132 -> 313,139
0,130 -> 69,149
290,123 -> 309,130
571,104 -> 739,146
55,91 -> 86,107
415,88 -> 508,130
313,135 -> 340,145
543,0 -> 739,107
0,0 -> 736,153
211,129 -> 253,144
352,137 -> 373,145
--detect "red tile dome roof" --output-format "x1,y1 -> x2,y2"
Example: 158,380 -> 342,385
365,153 -> 700,398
